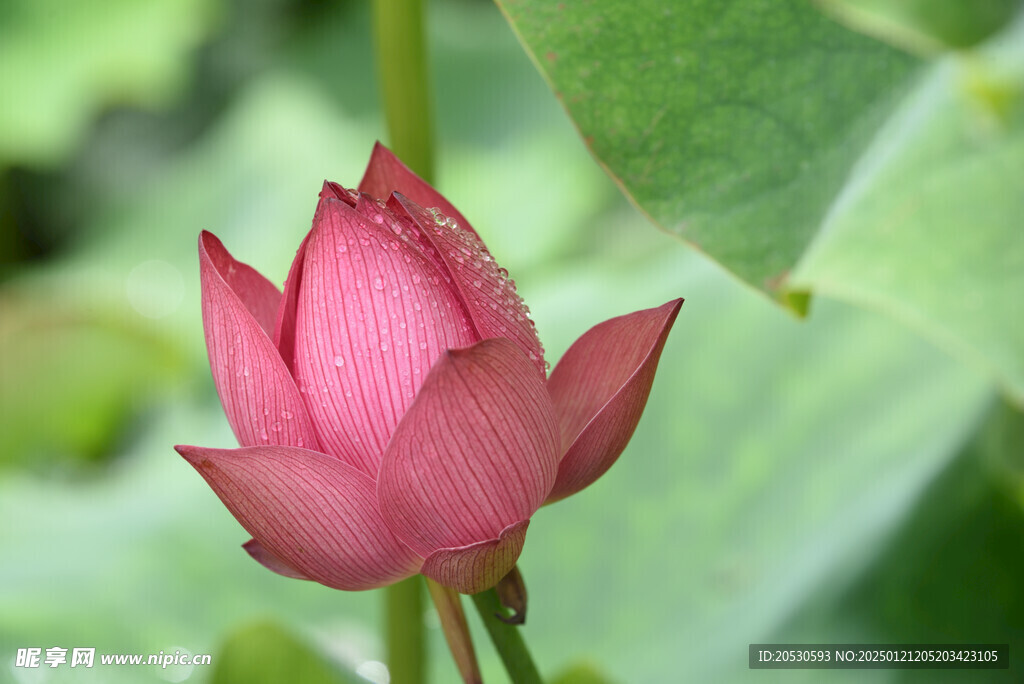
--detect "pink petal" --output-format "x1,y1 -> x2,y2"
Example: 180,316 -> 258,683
292,198 -> 477,475
199,231 -> 281,337
272,229 -> 312,376
421,520 -> 529,595
199,232 -> 321,451
242,538 -> 311,580
545,299 -> 682,503
176,444 -> 423,590
377,338 -> 558,558
358,142 -> 477,239
391,193 -> 547,378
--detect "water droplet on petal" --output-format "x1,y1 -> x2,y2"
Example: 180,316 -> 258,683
334,355 -> 345,367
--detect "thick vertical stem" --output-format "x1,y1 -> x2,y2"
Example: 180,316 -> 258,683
372,0 -> 435,182
471,588 -> 544,684
384,576 -> 426,684
372,0 -> 434,681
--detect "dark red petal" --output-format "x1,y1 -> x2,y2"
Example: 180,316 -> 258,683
177,444 -> 423,590
199,232 -> 320,451
545,299 -> 682,503
377,338 -> 558,556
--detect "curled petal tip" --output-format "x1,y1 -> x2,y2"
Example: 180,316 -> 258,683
175,444 -> 201,462
243,539 -> 312,581
421,520 -> 530,595
494,565 -> 528,625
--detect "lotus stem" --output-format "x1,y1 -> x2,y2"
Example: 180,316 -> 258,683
372,0 -> 435,183
471,588 -> 544,684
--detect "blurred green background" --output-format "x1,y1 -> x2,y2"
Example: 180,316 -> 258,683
1,0 -> 1021,683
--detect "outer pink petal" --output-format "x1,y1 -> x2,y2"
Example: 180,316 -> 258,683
200,230 -> 281,337
358,142 -> 477,239
292,198 -> 477,476
176,444 -> 423,591
243,538 -> 311,580
391,193 -> 547,378
199,232 -> 321,451
377,338 -> 559,558
545,299 -> 682,503
421,520 -> 529,595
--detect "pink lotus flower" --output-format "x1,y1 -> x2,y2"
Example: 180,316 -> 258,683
176,144 -> 681,594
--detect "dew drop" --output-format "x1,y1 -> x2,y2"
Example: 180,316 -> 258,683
372,276 -> 386,291
380,342 -> 389,352
334,355 -> 345,367
270,422 -> 283,432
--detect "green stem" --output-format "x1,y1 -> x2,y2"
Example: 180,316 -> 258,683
372,0 -> 435,182
471,589 -> 544,684
372,0 -> 434,680
385,576 -> 426,684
